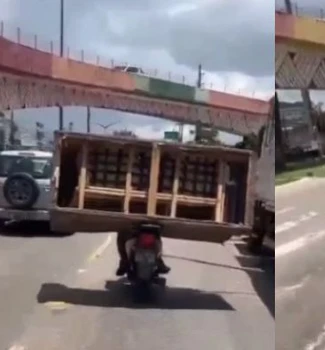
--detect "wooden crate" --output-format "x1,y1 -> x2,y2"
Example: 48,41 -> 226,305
52,132 -> 255,241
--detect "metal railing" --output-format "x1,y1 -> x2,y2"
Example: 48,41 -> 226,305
276,2 -> 325,20
0,20 -> 194,85
0,20 -> 263,98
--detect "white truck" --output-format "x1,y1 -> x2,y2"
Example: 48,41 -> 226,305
249,103 -> 275,252
0,149 -> 53,224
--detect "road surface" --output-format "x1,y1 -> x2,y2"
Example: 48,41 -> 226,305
276,178 -> 325,350
0,224 -> 274,350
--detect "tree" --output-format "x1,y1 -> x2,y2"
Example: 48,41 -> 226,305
235,128 -> 265,156
194,123 -> 220,145
311,102 -> 325,133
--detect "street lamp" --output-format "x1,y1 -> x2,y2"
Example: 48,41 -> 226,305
58,0 -> 64,130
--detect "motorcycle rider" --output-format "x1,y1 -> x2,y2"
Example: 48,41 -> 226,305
116,229 -> 171,276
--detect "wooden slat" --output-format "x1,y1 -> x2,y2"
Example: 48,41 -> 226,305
170,154 -> 181,217
83,189 -> 215,205
147,143 -> 161,215
244,152 -> 257,226
215,160 -> 229,222
86,187 -> 125,196
123,146 -> 135,213
78,142 -> 88,209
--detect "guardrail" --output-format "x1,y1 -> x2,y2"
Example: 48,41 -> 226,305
0,19 -> 261,98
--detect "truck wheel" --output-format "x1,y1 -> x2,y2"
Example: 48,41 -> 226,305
51,230 -> 74,237
0,219 -> 6,232
247,233 -> 264,254
248,201 -> 265,254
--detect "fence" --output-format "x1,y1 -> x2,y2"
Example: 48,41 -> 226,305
0,20 -> 259,98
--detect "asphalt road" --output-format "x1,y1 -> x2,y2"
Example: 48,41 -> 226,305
276,178 -> 325,350
0,224 -> 274,350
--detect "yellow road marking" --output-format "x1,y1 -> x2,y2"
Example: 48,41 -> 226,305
87,234 -> 112,263
44,301 -> 69,310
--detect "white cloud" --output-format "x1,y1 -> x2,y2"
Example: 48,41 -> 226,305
0,0 -> 273,141
1,0 -> 17,21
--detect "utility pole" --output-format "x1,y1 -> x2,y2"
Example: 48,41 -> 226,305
192,64 -> 204,143
197,64 -> 203,88
284,0 -> 293,14
195,64 -> 203,143
58,0 -> 64,130
9,110 -> 15,147
87,106 -> 91,133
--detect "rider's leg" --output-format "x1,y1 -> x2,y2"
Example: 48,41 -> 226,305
156,238 -> 171,274
116,230 -> 129,276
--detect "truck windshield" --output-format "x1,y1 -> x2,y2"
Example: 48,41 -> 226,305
0,156 -> 53,179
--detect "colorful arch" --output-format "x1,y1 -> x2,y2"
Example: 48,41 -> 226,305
0,35 -> 270,135
276,11 -> 325,89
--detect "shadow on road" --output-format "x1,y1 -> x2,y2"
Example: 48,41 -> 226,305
0,221 -> 73,238
165,247 -> 274,318
37,281 -> 235,311
164,254 -> 261,273
235,242 -> 274,318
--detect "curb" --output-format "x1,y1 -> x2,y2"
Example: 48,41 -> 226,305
275,177 -> 311,191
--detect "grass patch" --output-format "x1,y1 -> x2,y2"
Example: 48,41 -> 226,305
276,160 -> 325,186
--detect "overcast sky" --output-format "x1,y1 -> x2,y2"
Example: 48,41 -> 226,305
276,0 -> 325,14
1,0 -> 276,143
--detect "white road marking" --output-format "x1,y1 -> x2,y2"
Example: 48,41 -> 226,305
77,268 -> 86,274
8,345 -> 26,350
87,233 -> 113,262
276,221 -> 297,234
276,230 -> 325,258
300,211 -> 318,221
305,324 -> 325,350
276,275 -> 310,299
275,211 -> 319,235
276,207 -> 295,215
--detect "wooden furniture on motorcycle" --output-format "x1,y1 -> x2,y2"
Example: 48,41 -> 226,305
51,132 -> 256,243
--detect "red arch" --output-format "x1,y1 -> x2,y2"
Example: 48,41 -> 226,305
0,35 -> 270,135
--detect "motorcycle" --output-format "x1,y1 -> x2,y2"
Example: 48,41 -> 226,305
125,222 -> 166,294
